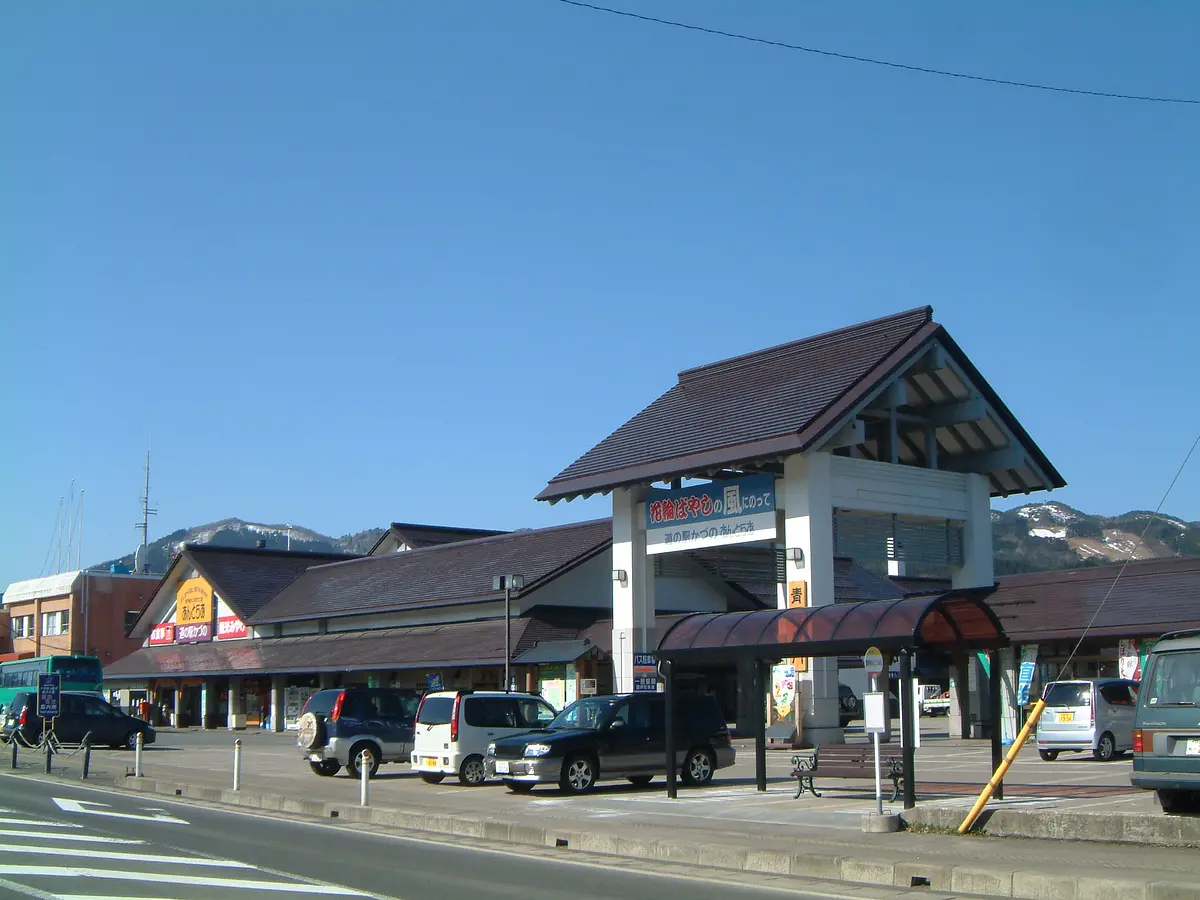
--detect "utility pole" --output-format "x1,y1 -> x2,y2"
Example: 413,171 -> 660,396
135,449 -> 157,574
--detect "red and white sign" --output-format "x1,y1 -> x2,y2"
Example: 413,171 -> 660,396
148,623 -> 175,645
216,615 -> 248,640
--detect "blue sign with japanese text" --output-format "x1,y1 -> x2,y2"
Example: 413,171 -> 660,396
37,673 -> 61,718
633,653 -> 658,692
645,473 -> 777,555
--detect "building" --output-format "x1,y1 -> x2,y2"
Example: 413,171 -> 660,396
0,570 -> 161,665
367,523 -> 507,556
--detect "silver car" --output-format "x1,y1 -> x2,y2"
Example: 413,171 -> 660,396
1036,678 -> 1139,762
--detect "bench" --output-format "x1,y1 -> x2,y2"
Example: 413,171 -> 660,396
791,743 -> 904,801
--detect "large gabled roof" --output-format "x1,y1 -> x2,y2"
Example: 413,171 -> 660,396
538,307 -> 1064,503
250,519 -> 614,624
127,544 -> 361,637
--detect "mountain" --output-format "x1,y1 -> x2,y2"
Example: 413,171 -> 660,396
96,518 -> 384,574
992,502 -> 1200,575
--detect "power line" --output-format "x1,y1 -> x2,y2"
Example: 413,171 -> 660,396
552,0 -> 1200,106
1055,427 -> 1200,681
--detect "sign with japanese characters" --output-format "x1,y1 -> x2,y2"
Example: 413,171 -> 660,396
175,622 -> 211,644
216,616 -> 248,640
148,623 -> 175,645
175,578 -> 213,628
632,652 -> 658,692
37,674 -> 61,718
645,474 -> 776,555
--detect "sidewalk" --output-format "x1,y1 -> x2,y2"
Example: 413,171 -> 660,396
21,747 -> 1200,900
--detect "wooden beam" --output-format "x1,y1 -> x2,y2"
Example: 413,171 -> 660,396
941,446 -> 1026,474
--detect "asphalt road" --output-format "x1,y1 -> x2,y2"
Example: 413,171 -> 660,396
0,775 -> 949,900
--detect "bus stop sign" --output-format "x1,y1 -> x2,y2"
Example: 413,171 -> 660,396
37,673 -> 61,718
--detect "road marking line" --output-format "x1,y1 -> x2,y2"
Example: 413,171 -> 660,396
0,867 -> 370,895
0,819 -> 81,829
52,798 -> 188,825
0,829 -> 145,844
0,875 -> 57,899
0,842 -> 254,868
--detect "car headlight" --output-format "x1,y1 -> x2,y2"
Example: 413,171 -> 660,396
487,742 -> 497,757
524,743 -> 552,758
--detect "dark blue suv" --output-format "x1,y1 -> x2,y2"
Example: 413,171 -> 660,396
297,688 -> 419,778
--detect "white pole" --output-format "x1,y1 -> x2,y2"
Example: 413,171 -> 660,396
871,674 -> 882,815
134,731 -> 144,777
359,751 -> 370,806
233,739 -> 242,791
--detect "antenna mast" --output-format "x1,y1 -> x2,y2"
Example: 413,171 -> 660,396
135,448 -> 158,573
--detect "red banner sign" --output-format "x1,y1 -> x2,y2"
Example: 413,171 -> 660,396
216,615 -> 248,640
149,623 -> 175,645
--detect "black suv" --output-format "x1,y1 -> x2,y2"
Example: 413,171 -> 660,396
297,687 -> 419,778
1,691 -> 156,749
485,691 -> 735,793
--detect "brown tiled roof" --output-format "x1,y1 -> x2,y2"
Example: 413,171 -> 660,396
368,523 -> 507,554
538,307 -> 1064,502
250,519 -> 613,624
987,557 -> 1200,642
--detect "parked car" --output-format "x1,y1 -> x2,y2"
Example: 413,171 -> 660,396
297,687 -> 420,778
838,684 -> 860,727
1036,678 -> 1139,762
1,691 -> 156,749
411,690 -> 557,786
1132,630 -> 1200,813
485,691 -> 735,794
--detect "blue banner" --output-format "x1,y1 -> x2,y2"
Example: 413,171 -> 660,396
633,653 -> 658,692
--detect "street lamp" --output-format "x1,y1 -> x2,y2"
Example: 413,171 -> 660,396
492,574 -> 524,692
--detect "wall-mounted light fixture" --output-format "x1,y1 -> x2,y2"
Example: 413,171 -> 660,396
612,569 -> 628,585
788,548 -> 805,568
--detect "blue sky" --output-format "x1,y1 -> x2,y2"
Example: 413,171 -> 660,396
2,2 -> 1198,589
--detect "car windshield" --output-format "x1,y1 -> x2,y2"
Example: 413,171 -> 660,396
1145,651 -> 1200,707
549,698 -> 616,731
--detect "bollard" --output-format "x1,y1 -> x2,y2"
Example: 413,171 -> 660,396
9,737 -> 16,770
44,736 -> 52,774
134,731 -> 144,777
81,739 -> 91,780
233,739 -> 242,792
359,751 -> 370,807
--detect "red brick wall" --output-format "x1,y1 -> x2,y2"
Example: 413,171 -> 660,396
81,574 -> 158,665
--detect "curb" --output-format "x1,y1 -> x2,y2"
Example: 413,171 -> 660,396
109,775 -> 1200,900
904,806 -> 1200,849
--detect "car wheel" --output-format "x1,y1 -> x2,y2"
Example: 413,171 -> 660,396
345,742 -> 380,779
459,754 -> 487,786
626,775 -> 654,786
309,759 -> 341,777
560,754 -> 597,793
1039,750 -> 1058,761
125,732 -> 141,751
504,779 -> 535,793
1094,732 -> 1116,762
420,772 -> 446,784
681,747 -> 715,786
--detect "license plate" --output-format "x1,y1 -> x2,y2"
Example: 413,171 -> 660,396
495,760 -> 510,774
1186,739 -> 1200,756
422,757 -> 438,767
1057,712 -> 1074,723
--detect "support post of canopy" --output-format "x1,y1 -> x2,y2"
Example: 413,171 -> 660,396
754,659 -> 768,793
990,650 -> 1004,801
664,659 -> 677,800
900,650 -> 916,809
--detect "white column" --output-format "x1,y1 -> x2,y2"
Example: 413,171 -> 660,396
781,452 -> 842,745
228,676 -> 246,730
952,473 -> 994,589
612,486 -> 655,694
270,676 -> 286,733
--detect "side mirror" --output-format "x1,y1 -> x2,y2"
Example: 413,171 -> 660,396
609,719 -> 625,730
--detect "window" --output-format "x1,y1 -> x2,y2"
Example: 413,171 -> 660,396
1099,683 -> 1135,707
416,696 -> 455,726
1146,651 -> 1200,707
518,699 -> 557,728
464,697 -> 519,729
41,611 -> 69,637
11,616 -> 34,639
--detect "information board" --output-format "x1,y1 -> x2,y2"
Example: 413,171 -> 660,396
633,653 -> 658,692
37,673 -> 61,718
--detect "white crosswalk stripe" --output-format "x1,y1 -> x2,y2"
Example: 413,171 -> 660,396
0,808 -> 376,899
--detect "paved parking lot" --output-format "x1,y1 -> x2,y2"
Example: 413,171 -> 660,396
66,717 -> 1154,833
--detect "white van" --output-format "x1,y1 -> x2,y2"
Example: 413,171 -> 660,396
1036,678 -> 1139,761
411,691 -> 557,785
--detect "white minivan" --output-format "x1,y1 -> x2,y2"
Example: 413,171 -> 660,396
412,690 -> 557,786
1036,678 -> 1140,761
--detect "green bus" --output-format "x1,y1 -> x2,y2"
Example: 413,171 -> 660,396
0,655 -> 104,712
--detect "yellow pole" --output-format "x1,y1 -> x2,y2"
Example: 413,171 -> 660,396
957,698 -> 1047,834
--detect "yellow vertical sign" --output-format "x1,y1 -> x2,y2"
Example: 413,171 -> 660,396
176,578 -> 213,627
786,580 -> 809,674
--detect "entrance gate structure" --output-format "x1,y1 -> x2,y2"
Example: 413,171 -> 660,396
655,591 -> 1009,806
538,307 -> 1064,745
